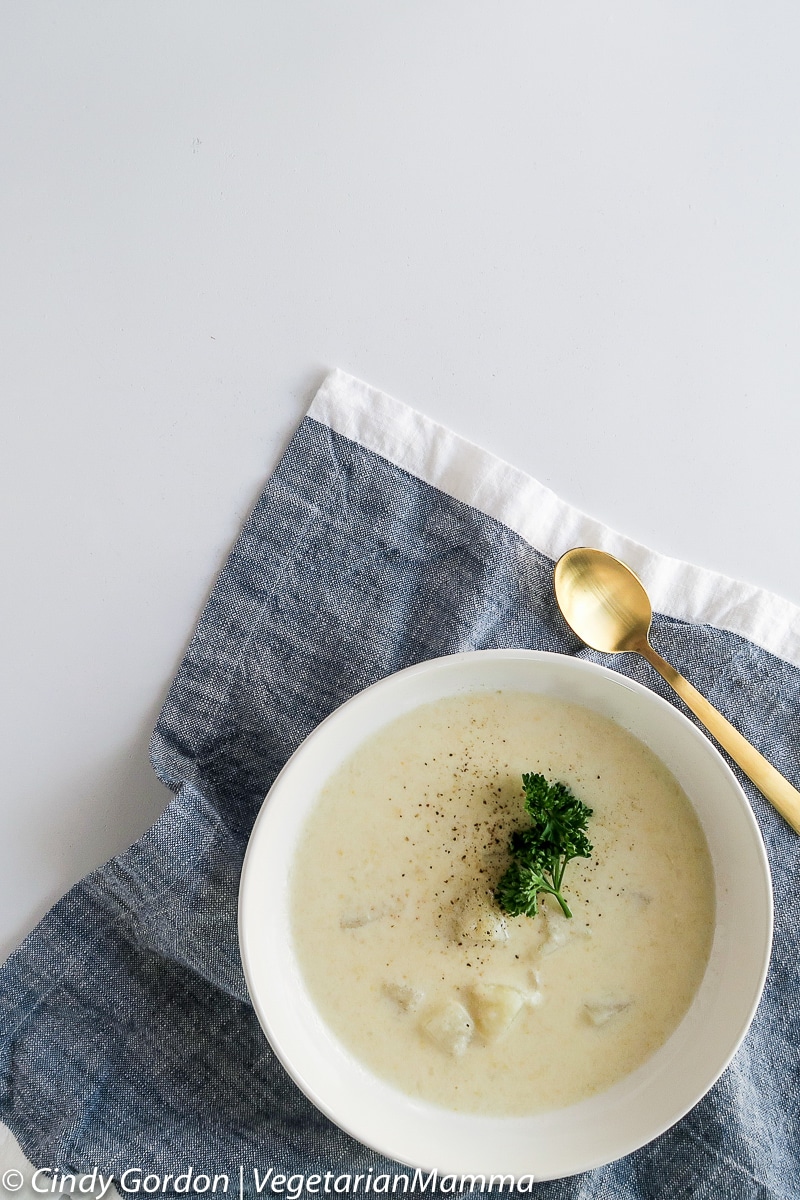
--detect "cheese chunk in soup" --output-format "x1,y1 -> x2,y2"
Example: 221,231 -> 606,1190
290,691 -> 715,1115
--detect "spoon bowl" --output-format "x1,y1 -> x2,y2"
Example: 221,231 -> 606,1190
553,547 -> 652,654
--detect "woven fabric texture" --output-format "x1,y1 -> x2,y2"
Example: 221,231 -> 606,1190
1,409 -> 798,1200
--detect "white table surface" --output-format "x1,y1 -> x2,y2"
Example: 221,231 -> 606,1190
3,3 -> 799,977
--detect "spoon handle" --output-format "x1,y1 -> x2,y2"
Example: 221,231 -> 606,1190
640,642 -> 800,834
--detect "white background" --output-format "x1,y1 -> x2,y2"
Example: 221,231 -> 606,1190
2,2 -> 799,970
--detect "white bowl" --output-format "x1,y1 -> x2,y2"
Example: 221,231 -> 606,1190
238,649 -> 772,1181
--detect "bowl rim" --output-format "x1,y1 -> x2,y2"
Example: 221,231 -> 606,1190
238,648 -> 774,1180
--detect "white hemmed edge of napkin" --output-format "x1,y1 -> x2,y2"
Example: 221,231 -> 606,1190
310,368 -> 800,670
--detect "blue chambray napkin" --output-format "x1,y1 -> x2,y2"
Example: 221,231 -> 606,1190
1,370 -> 799,1199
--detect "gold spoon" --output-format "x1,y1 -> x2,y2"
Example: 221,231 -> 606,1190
553,545 -> 800,834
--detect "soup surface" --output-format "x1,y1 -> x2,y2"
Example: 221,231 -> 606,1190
291,690 -> 715,1115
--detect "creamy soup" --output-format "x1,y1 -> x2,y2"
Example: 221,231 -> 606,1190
291,691 -> 715,1115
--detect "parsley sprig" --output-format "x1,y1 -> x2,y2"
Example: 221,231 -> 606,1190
494,773 -> 593,920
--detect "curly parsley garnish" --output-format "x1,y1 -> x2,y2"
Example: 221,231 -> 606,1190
495,773 -> 593,920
